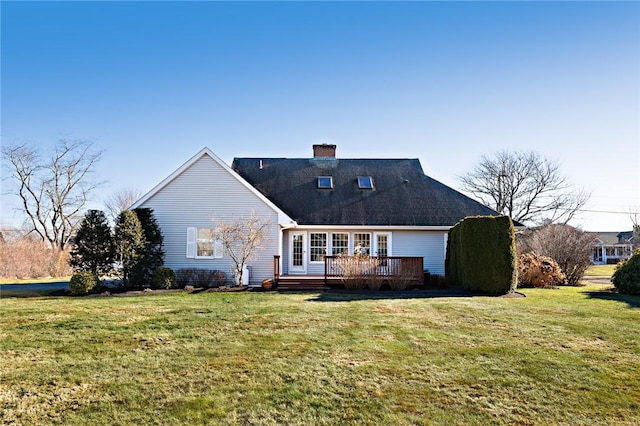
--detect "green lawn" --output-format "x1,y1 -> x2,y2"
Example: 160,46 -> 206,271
585,264 -> 617,277
1,285 -> 638,425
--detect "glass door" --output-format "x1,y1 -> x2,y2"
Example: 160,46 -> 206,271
289,232 -> 306,273
374,233 -> 390,257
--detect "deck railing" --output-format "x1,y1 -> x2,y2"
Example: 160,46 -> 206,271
324,255 -> 424,286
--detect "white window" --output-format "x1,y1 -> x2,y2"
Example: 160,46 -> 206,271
353,233 -> 371,256
331,232 -> 349,255
186,227 -> 223,259
309,232 -> 328,262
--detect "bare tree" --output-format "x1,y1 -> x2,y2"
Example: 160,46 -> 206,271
212,212 -> 271,286
517,224 -> 595,286
459,150 -> 590,225
104,188 -> 142,223
630,207 -> 640,249
1,139 -> 104,250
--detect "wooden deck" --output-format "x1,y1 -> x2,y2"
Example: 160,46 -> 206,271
276,275 -> 331,291
273,255 -> 425,291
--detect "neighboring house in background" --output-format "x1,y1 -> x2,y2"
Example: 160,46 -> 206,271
131,144 -> 502,286
591,231 -> 634,265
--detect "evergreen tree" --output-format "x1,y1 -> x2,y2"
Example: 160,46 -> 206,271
69,210 -> 114,276
113,210 -> 145,287
132,208 -> 165,285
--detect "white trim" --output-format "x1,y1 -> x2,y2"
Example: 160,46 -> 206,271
290,225 -> 452,231
289,231 -> 307,274
131,147 -> 295,226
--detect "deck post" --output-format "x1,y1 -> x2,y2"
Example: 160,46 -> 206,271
273,255 -> 281,284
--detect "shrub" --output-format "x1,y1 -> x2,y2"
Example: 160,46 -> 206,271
367,274 -> 385,291
176,268 -> 227,288
612,249 -> 640,295
151,267 -> 176,289
113,210 -> 145,287
132,208 -> 165,285
518,253 -> 567,288
0,235 -> 73,279
69,210 -> 114,276
446,215 -> 517,295
387,262 -> 416,291
70,272 -> 99,295
517,224 -> 594,286
334,255 -> 378,290
429,274 -> 448,288
176,268 -> 195,288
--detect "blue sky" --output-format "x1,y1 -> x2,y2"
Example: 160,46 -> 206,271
2,1 -> 639,232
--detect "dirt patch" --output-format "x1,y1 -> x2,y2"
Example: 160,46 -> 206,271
500,291 -> 526,298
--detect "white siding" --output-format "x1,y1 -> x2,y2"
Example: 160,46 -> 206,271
392,230 -> 447,275
137,154 -> 280,286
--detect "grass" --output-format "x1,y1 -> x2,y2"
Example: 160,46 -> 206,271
585,264 -> 617,277
1,285 -> 638,425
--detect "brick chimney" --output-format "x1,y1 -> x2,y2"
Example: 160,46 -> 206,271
313,144 -> 336,158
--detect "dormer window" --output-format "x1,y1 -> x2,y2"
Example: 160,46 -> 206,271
317,176 -> 333,189
357,176 -> 374,189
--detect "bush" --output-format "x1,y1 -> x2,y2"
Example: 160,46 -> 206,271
612,249 -> 640,296
334,255 -> 379,290
0,235 -> 73,279
175,268 -> 195,288
387,262 -> 416,291
113,210 -> 145,287
70,272 -> 99,295
429,274 -> 448,289
69,210 -> 114,276
176,268 -> 227,288
367,275 -> 385,291
518,253 -> 567,288
517,224 -> 593,286
132,208 -> 165,285
446,215 -> 517,295
151,267 -> 176,289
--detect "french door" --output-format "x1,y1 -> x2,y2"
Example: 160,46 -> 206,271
374,233 -> 391,257
289,232 -> 306,273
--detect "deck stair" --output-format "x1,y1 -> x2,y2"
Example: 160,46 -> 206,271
276,276 -> 329,291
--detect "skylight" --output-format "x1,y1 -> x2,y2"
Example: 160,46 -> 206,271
357,176 -> 374,189
317,176 -> 333,189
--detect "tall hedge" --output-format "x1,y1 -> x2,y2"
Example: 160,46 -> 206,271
445,215 -> 517,295
69,209 -> 114,276
131,208 -> 165,286
114,210 -> 145,287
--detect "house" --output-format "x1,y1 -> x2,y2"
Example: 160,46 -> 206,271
131,144 -> 501,287
591,231 -> 634,265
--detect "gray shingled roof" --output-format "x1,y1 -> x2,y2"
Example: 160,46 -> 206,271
232,156 -> 500,227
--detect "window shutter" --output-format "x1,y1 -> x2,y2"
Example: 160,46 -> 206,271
186,227 -> 196,258
214,239 -> 224,259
